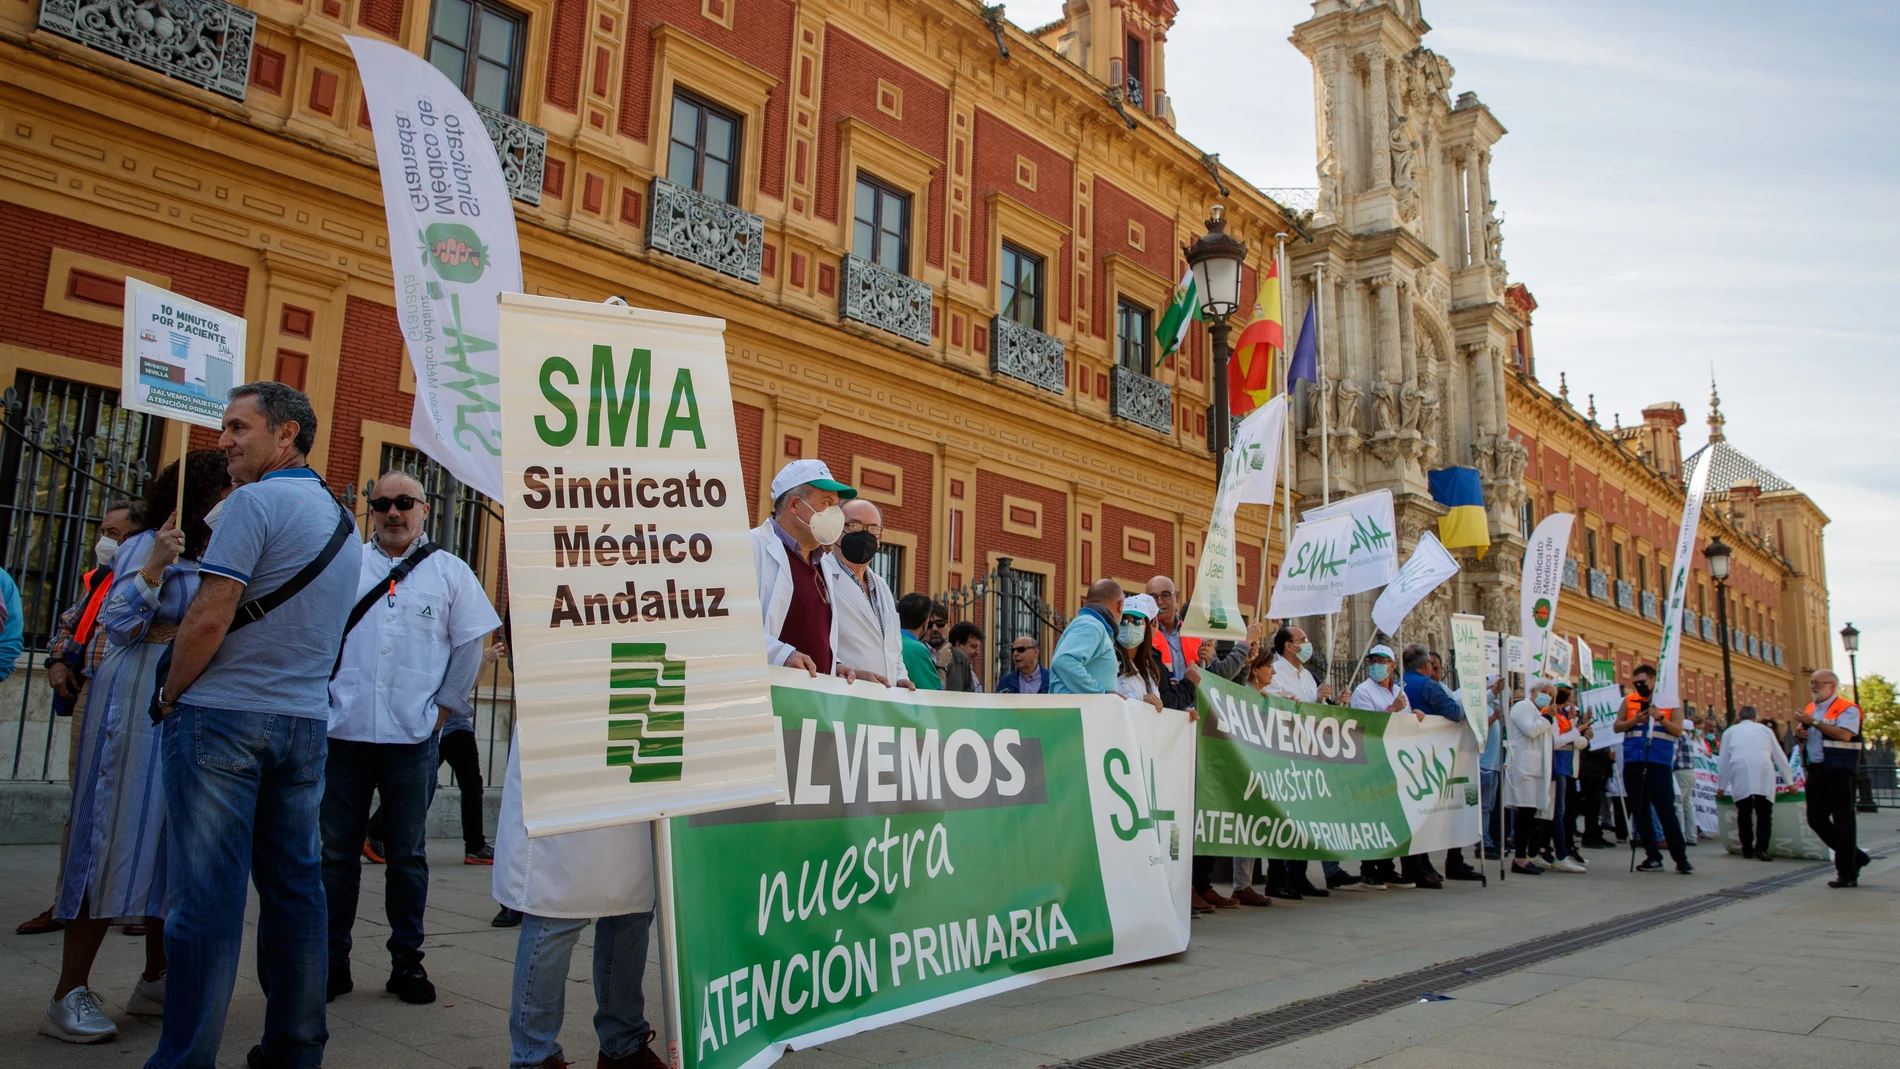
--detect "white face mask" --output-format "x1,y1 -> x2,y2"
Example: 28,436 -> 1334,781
1118,622 -> 1147,649
93,535 -> 120,568
203,499 -> 227,529
804,502 -> 846,546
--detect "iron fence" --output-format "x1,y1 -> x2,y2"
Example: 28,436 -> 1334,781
929,558 -> 1069,689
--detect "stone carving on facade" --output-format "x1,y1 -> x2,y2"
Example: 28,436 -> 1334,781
1388,100 -> 1420,222
1370,378 -> 1400,437
1314,63 -> 1340,220
1414,366 -> 1442,466
1333,374 -> 1364,436
1484,200 -> 1505,264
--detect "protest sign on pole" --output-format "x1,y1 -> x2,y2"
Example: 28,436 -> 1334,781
1582,684 -> 1624,751
1194,675 -> 1480,859
1450,613 -> 1489,747
497,293 -> 782,836
1371,531 -> 1460,637
1518,512 -> 1575,680
121,278 -> 246,430
1545,633 -> 1573,681
1505,635 -> 1527,674
350,35 -> 517,501
1266,513 -> 1354,619
1183,397 -> 1285,641
1301,489 -> 1399,596
1692,744 -> 1719,837
1484,630 -> 1501,676
1576,635 -> 1597,687
1654,450 -> 1714,709
666,674 -> 1195,1069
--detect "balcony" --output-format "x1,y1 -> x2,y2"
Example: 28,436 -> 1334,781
1701,615 -> 1716,642
990,316 -> 1064,394
840,254 -> 931,345
1615,580 -> 1634,611
1641,591 -> 1658,620
1748,635 -> 1760,659
1587,568 -> 1608,601
1563,559 -> 1579,591
1684,611 -> 1700,639
1203,407 -> 1243,454
474,104 -> 548,207
1112,366 -> 1172,435
647,178 -> 764,284
40,0 -> 256,100
1774,645 -> 1784,667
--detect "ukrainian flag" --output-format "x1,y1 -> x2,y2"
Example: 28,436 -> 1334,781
1428,467 -> 1490,559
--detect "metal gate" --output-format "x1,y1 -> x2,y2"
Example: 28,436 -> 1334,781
930,558 -> 1068,689
0,373 -> 162,781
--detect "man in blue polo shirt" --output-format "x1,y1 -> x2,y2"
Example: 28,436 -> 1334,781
1398,645 -> 1483,885
147,382 -> 361,1069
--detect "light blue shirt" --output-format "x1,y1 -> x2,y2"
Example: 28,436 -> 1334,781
1051,606 -> 1118,695
1480,690 -> 1505,770
0,567 -> 21,681
186,468 -> 362,719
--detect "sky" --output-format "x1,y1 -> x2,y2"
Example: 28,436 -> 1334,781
1006,0 -> 1900,685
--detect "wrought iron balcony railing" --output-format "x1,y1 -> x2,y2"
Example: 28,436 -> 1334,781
990,316 -> 1064,394
840,254 -> 931,345
1615,580 -> 1634,611
1112,366 -> 1171,435
1701,615 -> 1716,642
646,177 -> 765,284
1563,558 -> 1579,590
1641,590 -> 1658,620
472,103 -> 547,207
1587,568 -> 1608,601
39,0 -> 256,101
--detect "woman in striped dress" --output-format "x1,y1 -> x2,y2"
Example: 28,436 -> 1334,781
42,451 -> 230,1044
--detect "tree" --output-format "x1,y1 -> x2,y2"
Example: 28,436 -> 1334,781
1850,673 -> 1897,745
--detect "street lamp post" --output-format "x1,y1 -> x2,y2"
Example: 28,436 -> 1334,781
1705,536 -> 1736,721
1183,205 -> 1247,478
1842,622 -> 1875,812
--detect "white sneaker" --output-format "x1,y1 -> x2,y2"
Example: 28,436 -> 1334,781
40,986 -> 117,1043
1549,858 -> 1588,874
127,972 -> 164,1016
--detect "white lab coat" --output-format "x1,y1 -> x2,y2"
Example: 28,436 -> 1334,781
492,735 -> 655,919
1718,720 -> 1795,802
1264,656 -> 1319,703
751,521 -> 799,667
822,552 -> 906,685
1503,699 -> 1570,817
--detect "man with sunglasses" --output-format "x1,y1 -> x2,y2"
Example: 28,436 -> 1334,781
321,471 -> 500,1007
998,635 -> 1049,694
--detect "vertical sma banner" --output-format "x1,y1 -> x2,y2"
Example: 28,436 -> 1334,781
498,294 -> 783,835
120,279 -> 246,429
1450,613 -> 1489,747
350,35 -> 518,501
1654,451 -> 1713,709
1518,512 -> 1574,679
1182,396 -> 1285,641
1582,684 -> 1624,751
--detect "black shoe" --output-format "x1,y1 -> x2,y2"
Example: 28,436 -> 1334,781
247,1044 -> 270,1069
386,965 -> 436,1004
1856,849 -> 1871,873
1326,872 -> 1365,890
1636,857 -> 1664,872
464,844 -> 495,865
1741,850 -> 1754,859
1265,885 -> 1302,901
1757,853 -> 1774,862
1385,873 -> 1417,888
1676,861 -> 1694,875
327,963 -> 352,1003
1539,850 -> 1556,865
1509,862 -> 1544,875
1481,847 -> 1502,860
1445,865 -> 1483,881
1829,877 -> 1858,889
1293,880 -> 1329,898
1581,838 -> 1612,849
492,905 -> 523,928
1414,873 -> 1445,889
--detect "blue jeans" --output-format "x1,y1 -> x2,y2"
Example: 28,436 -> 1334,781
511,911 -> 654,1068
1480,768 -> 1501,849
321,736 -> 438,974
146,703 -> 328,1069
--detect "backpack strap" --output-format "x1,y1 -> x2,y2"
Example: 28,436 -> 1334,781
227,505 -> 355,634
332,541 -> 444,678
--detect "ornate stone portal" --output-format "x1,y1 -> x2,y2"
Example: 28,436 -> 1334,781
1288,0 -> 1529,661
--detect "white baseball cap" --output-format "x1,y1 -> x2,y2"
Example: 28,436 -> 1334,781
1121,594 -> 1160,621
1368,644 -> 1396,661
770,459 -> 856,500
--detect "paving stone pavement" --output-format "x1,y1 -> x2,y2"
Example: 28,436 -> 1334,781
1,827 -> 1895,1068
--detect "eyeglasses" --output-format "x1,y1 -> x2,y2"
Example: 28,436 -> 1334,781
1012,645 -> 1037,654
843,521 -> 884,537
370,495 -> 423,513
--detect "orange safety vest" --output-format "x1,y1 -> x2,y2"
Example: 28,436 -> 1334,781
1150,626 -> 1204,675
71,566 -> 112,647
1805,696 -> 1860,766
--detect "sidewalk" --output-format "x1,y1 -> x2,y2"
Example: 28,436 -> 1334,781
0,829 -> 1893,1068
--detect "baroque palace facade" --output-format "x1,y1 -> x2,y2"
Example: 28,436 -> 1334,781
0,0 -> 1298,680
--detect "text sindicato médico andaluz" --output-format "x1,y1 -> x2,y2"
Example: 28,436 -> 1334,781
526,345 -> 730,627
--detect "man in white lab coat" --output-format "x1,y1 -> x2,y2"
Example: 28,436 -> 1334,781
822,498 -> 911,688
492,737 -> 665,1069
1718,706 -> 1795,860
750,459 -> 855,676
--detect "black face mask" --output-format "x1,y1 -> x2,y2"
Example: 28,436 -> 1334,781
838,529 -> 879,565
1633,679 -> 1653,697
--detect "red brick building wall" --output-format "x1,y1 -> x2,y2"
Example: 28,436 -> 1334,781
327,297 -> 410,494
543,0 -> 587,112
1100,503 -> 1173,587
818,426 -> 934,593
734,400 -> 763,524
973,469 -> 1067,605
1091,178 -> 1175,336
357,0 -> 405,39
968,109 -> 1073,321
0,202 -> 248,368
618,0 -> 794,200
815,28 -> 947,267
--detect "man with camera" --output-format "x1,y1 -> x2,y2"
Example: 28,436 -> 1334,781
1612,664 -> 1692,875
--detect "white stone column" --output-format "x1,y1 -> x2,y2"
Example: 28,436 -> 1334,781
1397,279 -> 1416,388
1368,53 -> 1390,191
1463,152 -> 1483,268
1470,342 -> 1497,438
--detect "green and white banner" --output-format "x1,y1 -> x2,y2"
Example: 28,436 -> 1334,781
1183,396 -> 1285,641
498,293 -> 782,835
1582,683 -> 1624,750
1301,489 -> 1398,596
1193,675 -> 1480,859
665,674 -> 1196,1069
1450,613 -> 1488,748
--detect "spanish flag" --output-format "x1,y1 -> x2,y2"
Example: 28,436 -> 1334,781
1228,261 -> 1281,415
1428,466 -> 1491,559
